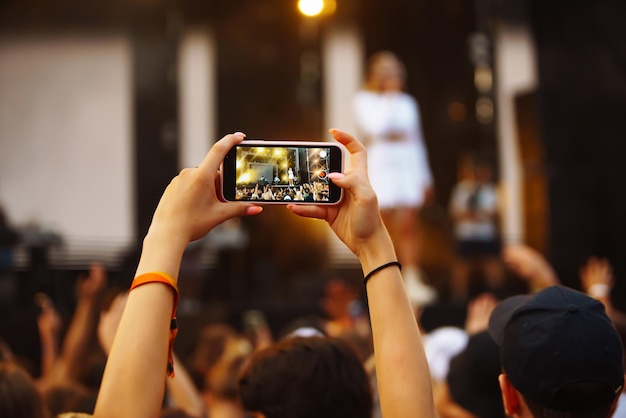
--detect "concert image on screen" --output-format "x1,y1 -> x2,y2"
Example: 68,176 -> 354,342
234,145 -> 331,202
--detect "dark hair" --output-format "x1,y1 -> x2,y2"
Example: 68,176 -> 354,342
205,354 -> 247,401
239,336 -> 372,418
160,408 -> 195,418
188,323 -> 239,390
447,331 -> 504,418
0,361 -> 48,418
44,382 -> 97,416
523,382 -> 617,418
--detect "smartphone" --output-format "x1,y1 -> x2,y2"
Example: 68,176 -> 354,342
221,140 -> 345,204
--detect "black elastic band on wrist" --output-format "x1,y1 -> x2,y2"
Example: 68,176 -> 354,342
363,261 -> 402,285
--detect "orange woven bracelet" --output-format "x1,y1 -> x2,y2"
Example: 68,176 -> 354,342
130,272 -> 179,378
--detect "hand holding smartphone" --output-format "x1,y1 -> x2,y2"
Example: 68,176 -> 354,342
221,140 -> 345,205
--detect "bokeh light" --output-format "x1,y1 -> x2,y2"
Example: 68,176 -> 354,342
298,0 -> 325,17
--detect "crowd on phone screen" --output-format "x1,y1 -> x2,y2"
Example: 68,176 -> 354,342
1,139 -> 626,415
235,181 -> 330,202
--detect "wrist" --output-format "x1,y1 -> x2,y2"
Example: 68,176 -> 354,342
587,283 -> 611,299
137,232 -> 186,282
144,222 -> 190,250
356,228 -> 398,274
143,225 -> 189,254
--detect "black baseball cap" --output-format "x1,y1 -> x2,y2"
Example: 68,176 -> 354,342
488,285 -> 624,411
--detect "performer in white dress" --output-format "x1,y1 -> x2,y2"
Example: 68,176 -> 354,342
288,167 -> 295,186
353,51 -> 437,307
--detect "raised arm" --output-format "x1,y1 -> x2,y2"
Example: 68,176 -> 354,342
58,263 -> 107,380
35,294 -> 61,386
165,352 -> 207,418
94,132 -> 261,418
501,243 -> 560,293
579,256 -> 626,325
37,263 -> 106,390
288,129 -> 435,418
97,291 -> 206,418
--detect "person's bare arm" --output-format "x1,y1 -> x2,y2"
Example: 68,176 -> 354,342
94,132 -> 261,418
35,294 -> 61,387
57,263 -> 107,381
38,264 -> 106,389
165,352 -> 207,418
96,293 -> 206,417
361,234 -> 435,418
502,243 -> 559,293
289,129 -> 436,418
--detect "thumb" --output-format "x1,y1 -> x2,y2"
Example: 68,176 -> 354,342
328,172 -> 350,189
329,171 -> 374,200
219,203 -> 263,221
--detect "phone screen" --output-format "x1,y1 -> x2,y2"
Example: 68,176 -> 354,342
221,141 -> 344,204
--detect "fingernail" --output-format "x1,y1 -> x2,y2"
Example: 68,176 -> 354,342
327,172 -> 344,180
246,206 -> 263,215
234,132 -> 246,139
329,129 -> 337,134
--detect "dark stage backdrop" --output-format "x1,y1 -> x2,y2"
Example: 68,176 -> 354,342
530,0 -> 626,309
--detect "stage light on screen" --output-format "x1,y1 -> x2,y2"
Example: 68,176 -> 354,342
319,149 -> 327,158
238,172 -> 251,184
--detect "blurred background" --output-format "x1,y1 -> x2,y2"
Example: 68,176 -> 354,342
1,0 -> 625,369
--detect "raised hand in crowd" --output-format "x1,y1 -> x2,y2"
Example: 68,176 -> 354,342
579,256 -> 626,327
463,292 -> 498,336
35,293 -> 62,383
57,263 -> 107,382
501,243 -> 559,293
77,263 -> 107,300
38,262 -> 107,390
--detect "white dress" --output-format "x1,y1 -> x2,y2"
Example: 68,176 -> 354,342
353,90 -> 433,209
